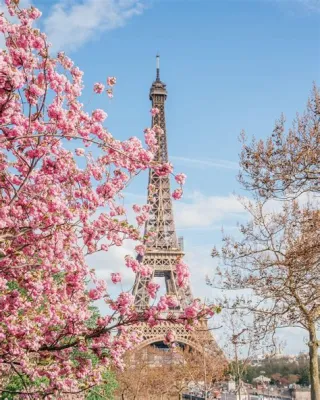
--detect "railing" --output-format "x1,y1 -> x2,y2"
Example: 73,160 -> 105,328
183,394 -> 205,400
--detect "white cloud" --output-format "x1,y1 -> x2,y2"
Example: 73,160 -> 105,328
87,239 -> 136,287
174,192 -> 247,229
296,0 -> 320,12
171,156 -> 238,170
87,240 -> 136,316
43,0 -> 145,52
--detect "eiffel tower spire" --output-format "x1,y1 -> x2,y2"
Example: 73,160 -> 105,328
145,55 -> 178,250
156,54 -> 160,81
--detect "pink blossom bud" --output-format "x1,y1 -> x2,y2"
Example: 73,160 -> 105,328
176,260 -> 190,288
164,330 -> 176,345
75,148 -> 85,156
88,289 -> 100,300
135,244 -> 145,256
107,88 -> 114,98
111,273 -> 121,284
175,173 -> 186,185
92,109 -> 107,122
150,107 -> 160,116
132,204 -> 141,213
107,77 -> 117,86
93,82 -> 105,94
147,282 -> 160,299
172,188 -> 183,200
154,162 -> 173,177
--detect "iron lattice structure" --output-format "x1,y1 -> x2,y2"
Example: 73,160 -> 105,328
132,57 -> 223,357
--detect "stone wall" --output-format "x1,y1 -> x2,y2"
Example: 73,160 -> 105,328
292,389 -> 311,400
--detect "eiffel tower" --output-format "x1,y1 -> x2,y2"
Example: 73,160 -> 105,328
132,56 -> 223,357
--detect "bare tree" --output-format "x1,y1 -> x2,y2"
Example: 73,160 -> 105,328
169,344 -> 225,399
209,200 -> 320,400
115,341 -> 225,399
115,346 -> 177,399
218,306 -> 275,400
239,85 -> 320,200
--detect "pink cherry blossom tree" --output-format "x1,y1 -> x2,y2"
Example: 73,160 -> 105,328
0,1 -> 215,398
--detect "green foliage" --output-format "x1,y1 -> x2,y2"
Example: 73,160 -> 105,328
242,354 -> 314,386
298,367 -> 310,386
215,306 -> 222,314
1,370 -> 117,400
71,306 -> 110,366
72,307 -> 117,398
1,375 -> 49,399
86,306 -> 100,329
85,370 -> 118,400
1,375 -> 24,400
1,307 -> 116,399
242,365 -> 257,384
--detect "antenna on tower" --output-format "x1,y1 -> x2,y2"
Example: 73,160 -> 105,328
156,54 -> 160,81
178,236 -> 184,251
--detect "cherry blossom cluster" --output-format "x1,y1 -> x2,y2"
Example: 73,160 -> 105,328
94,76 -> 116,98
175,259 -> 191,288
0,1 -> 210,397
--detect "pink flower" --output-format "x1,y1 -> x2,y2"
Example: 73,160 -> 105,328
175,173 -> 186,185
144,307 -> 158,327
107,76 -> 117,86
144,128 -> 157,147
172,188 -> 183,200
29,83 -> 45,97
88,289 -> 100,300
135,244 -> 145,256
157,296 -> 169,312
183,303 -> 200,319
92,109 -> 108,122
75,148 -> 85,156
29,6 -> 42,20
139,264 -> 153,277
125,256 -> 140,272
154,162 -> 173,177
153,125 -> 163,135
112,293 -> 134,315
93,83 -> 105,94
132,204 -> 141,213
150,107 -> 160,116
147,282 -> 160,299
97,315 -> 111,326
148,184 -> 156,193
106,88 -> 114,98
176,260 -> 190,288
165,295 -> 179,308
136,211 -> 149,226
111,273 -> 121,284
164,330 -> 176,345
0,277 -> 7,291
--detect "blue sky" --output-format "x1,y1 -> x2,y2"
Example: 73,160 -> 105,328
12,0 -> 320,354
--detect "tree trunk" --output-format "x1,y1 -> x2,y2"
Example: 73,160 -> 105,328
309,323 -> 320,400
